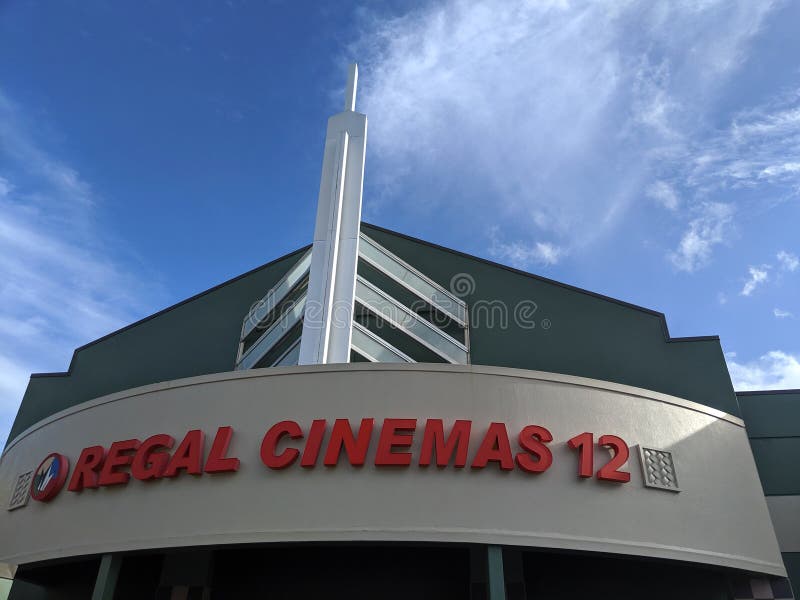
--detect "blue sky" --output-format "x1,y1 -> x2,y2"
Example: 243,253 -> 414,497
1,0 -> 799,446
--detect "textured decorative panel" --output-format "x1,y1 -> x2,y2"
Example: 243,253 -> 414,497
8,470 -> 32,511
638,447 -> 680,492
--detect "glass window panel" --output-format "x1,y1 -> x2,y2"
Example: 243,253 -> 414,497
355,278 -> 468,364
238,295 -> 306,370
272,338 -> 301,367
351,323 -> 413,363
359,234 -> 467,325
242,250 -> 312,340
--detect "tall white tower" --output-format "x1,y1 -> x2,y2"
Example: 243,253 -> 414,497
298,64 -> 368,365
234,64 -> 467,371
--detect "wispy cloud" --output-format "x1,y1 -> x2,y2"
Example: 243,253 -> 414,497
647,181 -> 680,211
683,94 -> 800,193
669,202 -> 734,272
777,250 -> 799,272
489,227 -> 564,268
728,351 -> 800,391
355,0 -> 779,266
656,85 -> 800,269
760,162 -> 800,178
721,249 -> 800,301
773,308 -> 793,319
740,265 -> 770,296
0,91 -> 158,447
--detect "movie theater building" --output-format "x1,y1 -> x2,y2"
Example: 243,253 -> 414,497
1,65 -> 798,600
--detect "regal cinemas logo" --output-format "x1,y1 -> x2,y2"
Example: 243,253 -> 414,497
20,419 -> 636,504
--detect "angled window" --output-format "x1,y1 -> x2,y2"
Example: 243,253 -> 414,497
237,232 -> 469,368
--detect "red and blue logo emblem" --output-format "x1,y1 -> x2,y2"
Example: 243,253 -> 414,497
30,453 -> 69,502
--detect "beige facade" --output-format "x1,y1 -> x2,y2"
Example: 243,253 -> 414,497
0,363 -> 785,577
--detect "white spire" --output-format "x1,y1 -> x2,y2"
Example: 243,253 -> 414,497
298,63 -> 368,365
344,63 -> 358,112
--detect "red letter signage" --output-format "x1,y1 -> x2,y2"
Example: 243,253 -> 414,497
205,426 -> 240,474
323,418 -> 374,467
419,419 -> 471,468
261,421 -> 303,469
375,419 -> 416,466
41,418 -> 637,506
471,423 -> 514,471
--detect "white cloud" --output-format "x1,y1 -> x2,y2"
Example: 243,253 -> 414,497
760,162 -> 800,178
777,250 -> 799,272
0,176 -> 11,198
0,354 -> 29,418
647,181 -> 680,211
681,92 -> 800,193
727,351 -> 800,391
355,0 -> 778,260
652,87 -> 800,270
740,265 -> 769,296
733,105 -> 800,143
774,308 -> 793,319
0,95 -> 93,208
489,228 -> 564,268
669,202 -> 734,272
0,90 -> 158,448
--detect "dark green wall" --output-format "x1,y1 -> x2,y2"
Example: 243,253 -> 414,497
738,390 -> 800,496
739,390 -> 800,439
747,438 -> 800,496
8,224 -> 743,448
363,224 -> 739,415
784,553 -> 800,598
738,390 -> 800,595
7,248 -> 307,445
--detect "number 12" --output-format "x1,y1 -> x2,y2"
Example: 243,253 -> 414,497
566,432 -> 631,483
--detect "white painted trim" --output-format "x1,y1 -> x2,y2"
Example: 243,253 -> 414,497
240,249 -> 311,341
237,295 -> 306,370
351,321 -> 414,363
359,233 -> 467,325
354,277 -> 470,364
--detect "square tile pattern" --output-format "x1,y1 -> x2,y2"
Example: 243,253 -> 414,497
7,470 -> 32,511
731,576 -> 794,599
638,446 -> 680,492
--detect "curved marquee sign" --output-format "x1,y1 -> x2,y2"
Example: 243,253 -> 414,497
25,421 -> 634,503
0,364 -> 786,577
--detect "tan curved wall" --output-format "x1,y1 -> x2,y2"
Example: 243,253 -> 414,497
0,364 -> 785,576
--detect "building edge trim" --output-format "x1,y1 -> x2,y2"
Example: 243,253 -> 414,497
3,363 -> 745,455
737,389 -> 800,396
0,526 -> 787,577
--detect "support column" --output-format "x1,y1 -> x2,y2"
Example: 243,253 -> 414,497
471,546 -> 508,600
91,554 -> 122,600
487,546 -> 507,600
